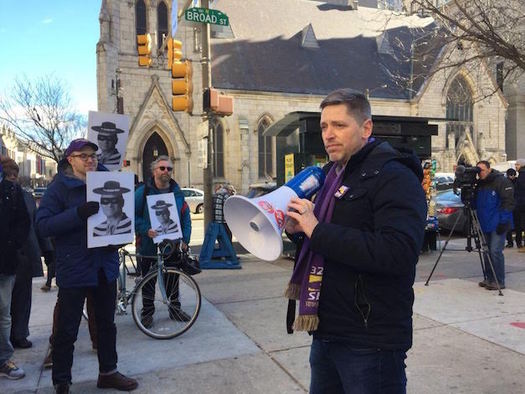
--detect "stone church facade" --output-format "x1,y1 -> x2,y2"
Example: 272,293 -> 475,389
97,0 -> 507,194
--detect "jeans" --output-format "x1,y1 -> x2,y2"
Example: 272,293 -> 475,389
52,270 -> 118,385
309,338 -> 407,394
484,231 -> 506,286
0,274 -> 15,365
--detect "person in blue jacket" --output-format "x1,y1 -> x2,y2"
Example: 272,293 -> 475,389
135,155 -> 192,328
36,139 -> 138,393
475,160 -> 515,290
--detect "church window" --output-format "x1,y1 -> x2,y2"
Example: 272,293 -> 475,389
445,75 -> 473,149
157,1 -> 168,49
136,0 -> 147,36
213,121 -> 224,178
257,117 -> 274,178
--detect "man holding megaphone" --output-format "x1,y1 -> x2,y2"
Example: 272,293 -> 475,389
284,89 -> 427,394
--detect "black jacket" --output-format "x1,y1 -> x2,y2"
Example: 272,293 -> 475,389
0,179 -> 30,275
516,168 -> 525,207
310,140 -> 427,351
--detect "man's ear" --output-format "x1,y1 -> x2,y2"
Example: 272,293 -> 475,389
362,119 -> 373,139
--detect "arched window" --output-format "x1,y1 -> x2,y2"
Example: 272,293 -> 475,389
157,1 -> 168,49
135,0 -> 147,36
257,117 -> 274,178
446,75 -> 473,149
213,121 -> 224,178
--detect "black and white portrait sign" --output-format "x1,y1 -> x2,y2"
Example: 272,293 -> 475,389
146,193 -> 183,244
87,111 -> 130,171
87,171 -> 135,248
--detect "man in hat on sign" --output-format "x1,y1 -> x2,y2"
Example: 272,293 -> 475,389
151,200 -> 179,235
36,138 -> 138,393
93,181 -> 132,236
91,122 -> 124,166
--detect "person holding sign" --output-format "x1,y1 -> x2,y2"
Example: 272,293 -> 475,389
36,139 -> 138,393
135,156 -> 192,327
92,181 -> 132,237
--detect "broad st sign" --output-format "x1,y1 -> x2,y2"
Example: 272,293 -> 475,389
184,7 -> 229,26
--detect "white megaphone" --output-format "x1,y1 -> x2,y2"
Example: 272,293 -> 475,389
224,166 -> 326,261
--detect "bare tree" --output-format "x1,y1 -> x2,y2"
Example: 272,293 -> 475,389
0,74 -> 86,163
405,0 -> 525,92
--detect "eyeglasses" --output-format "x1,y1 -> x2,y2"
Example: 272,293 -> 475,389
156,166 -> 173,172
97,135 -> 116,141
70,153 -> 97,161
101,197 -> 119,205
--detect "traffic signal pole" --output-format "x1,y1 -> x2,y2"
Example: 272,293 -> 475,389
202,0 -> 214,230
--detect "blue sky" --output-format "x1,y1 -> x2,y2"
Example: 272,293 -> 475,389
0,1 -> 100,114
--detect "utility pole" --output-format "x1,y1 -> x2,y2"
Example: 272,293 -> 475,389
201,0 -> 214,229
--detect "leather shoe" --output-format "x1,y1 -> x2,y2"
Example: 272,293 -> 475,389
12,338 -> 32,349
485,282 -> 505,290
141,314 -> 153,329
478,280 -> 489,288
54,383 -> 70,394
97,371 -> 138,391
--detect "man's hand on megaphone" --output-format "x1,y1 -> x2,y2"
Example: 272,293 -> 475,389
147,229 -> 158,238
286,197 -> 318,238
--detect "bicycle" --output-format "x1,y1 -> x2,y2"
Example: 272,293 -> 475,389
84,240 -> 202,340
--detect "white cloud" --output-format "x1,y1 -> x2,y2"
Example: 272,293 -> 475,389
41,18 -> 53,24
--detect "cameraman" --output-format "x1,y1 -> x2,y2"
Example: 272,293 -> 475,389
474,161 -> 515,290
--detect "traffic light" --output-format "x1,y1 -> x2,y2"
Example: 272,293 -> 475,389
203,88 -> 234,116
167,39 -> 193,112
137,34 -> 152,67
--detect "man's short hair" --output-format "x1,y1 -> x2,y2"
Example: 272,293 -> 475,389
320,88 -> 372,123
0,156 -> 19,177
507,168 -> 517,177
150,155 -> 173,173
476,160 -> 491,168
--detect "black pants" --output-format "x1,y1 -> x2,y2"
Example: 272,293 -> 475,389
43,251 -> 56,287
139,257 -> 180,317
10,267 -> 32,342
52,270 -> 117,385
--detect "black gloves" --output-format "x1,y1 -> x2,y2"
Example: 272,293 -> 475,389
496,223 -> 509,235
77,201 -> 100,220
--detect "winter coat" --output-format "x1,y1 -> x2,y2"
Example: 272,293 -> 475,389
16,191 -> 44,278
35,160 -> 119,288
474,170 -> 515,233
0,179 -> 30,275
516,168 -> 525,207
308,140 -> 427,351
135,178 -> 191,257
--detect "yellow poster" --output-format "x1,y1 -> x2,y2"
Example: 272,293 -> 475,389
285,154 -> 294,182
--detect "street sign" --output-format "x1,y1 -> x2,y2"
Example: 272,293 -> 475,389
184,7 -> 229,26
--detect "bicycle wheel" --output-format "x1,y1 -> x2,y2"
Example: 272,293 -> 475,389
131,268 -> 201,339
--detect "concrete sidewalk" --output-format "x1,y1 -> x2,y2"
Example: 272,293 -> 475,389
4,241 -> 525,393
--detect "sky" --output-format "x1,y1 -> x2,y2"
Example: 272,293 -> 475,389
0,1 -> 100,114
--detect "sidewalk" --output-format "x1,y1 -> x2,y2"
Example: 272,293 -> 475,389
4,241 -> 525,393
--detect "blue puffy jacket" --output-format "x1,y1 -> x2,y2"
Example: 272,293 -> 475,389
35,160 -> 119,288
135,178 -> 191,257
474,170 -> 515,233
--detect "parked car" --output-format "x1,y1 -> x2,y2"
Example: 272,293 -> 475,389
435,189 -> 467,234
246,182 -> 277,198
181,188 -> 204,214
434,173 -> 455,191
33,187 -> 47,199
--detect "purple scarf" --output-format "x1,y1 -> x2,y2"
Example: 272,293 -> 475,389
285,163 -> 345,331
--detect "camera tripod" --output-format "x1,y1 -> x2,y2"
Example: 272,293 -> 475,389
425,200 -> 504,296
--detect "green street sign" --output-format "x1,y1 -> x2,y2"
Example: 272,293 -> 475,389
184,7 -> 229,26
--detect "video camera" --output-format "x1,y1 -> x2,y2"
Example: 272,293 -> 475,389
453,165 -> 481,204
